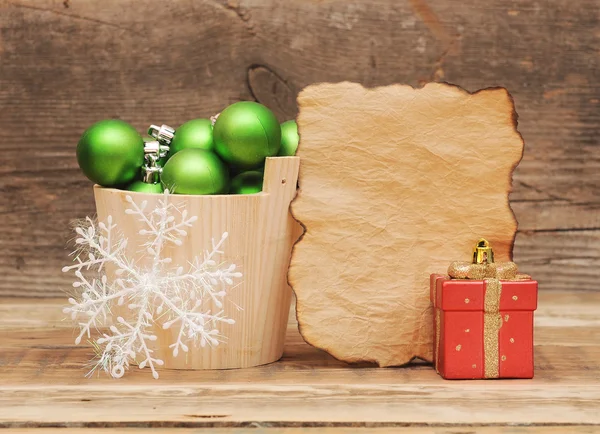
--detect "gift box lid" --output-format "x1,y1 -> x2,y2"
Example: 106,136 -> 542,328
431,274 -> 538,312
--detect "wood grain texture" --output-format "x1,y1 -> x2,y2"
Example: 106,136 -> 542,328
0,0 -> 599,297
5,429 -> 600,434
290,82 -> 523,366
0,291 -> 599,429
89,157 -> 301,370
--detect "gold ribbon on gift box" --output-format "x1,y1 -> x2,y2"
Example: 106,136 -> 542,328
436,239 -> 529,378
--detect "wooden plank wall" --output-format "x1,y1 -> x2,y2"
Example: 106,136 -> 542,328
0,0 -> 598,297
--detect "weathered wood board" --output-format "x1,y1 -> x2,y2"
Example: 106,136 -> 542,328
1,291 -> 600,429
0,0 -> 599,297
290,82 -> 523,366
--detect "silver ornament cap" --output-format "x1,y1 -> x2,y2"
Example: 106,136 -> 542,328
141,140 -> 166,184
144,139 -> 170,159
141,164 -> 161,184
148,124 -> 175,146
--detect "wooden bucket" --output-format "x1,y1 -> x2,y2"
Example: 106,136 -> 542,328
93,156 -> 302,370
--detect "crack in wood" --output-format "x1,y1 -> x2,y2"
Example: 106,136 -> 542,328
518,181 -> 568,202
211,0 -> 255,33
407,0 -> 461,81
9,2 -> 133,32
428,35 -> 461,81
407,0 -> 452,45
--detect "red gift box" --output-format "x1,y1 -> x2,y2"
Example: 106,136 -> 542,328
430,251 -> 538,380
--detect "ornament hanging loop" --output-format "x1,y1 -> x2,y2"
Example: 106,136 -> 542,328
473,238 -> 494,264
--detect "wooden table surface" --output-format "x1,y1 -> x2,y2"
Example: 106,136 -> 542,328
1,291 -> 599,433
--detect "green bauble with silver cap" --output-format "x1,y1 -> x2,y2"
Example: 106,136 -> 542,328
213,101 -> 281,169
161,148 -> 229,195
230,170 -> 264,195
127,180 -> 164,193
279,120 -> 299,156
76,119 -> 144,186
169,118 -> 214,156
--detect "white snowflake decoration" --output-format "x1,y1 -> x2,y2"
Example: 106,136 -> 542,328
63,190 -> 242,379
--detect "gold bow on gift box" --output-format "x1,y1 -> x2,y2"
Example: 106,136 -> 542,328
443,239 -> 530,378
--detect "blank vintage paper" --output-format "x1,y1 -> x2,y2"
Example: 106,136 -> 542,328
290,82 -> 523,366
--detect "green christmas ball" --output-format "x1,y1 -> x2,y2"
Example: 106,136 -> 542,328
213,101 -> 281,169
170,118 -> 214,156
230,170 -> 264,195
279,120 -> 299,156
229,163 -> 265,178
77,119 -> 144,186
161,148 -> 229,195
126,181 -> 164,194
